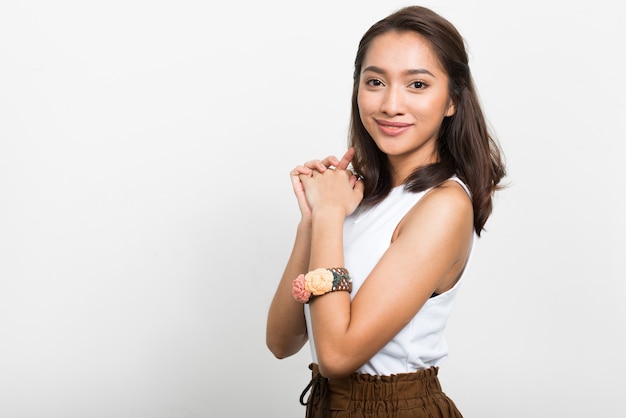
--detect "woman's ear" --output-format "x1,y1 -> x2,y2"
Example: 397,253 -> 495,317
445,98 -> 456,117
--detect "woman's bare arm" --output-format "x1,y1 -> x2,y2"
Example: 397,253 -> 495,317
303,178 -> 473,378
266,149 -> 356,358
266,220 -> 312,358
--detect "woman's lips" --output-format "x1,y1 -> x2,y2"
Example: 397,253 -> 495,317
375,120 -> 412,136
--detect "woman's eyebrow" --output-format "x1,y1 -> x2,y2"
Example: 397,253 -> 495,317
406,68 -> 436,77
362,65 -> 436,78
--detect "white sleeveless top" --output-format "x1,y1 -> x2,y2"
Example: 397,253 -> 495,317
305,177 -> 473,375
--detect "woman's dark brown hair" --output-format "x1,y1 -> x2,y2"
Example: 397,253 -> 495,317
349,6 -> 506,235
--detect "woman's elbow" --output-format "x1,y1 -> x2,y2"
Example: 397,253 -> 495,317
316,351 -> 358,379
266,334 -> 307,359
266,342 -> 291,359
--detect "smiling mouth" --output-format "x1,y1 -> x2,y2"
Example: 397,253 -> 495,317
376,120 -> 412,135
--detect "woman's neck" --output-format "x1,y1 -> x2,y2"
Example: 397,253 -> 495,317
388,151 -> 439,187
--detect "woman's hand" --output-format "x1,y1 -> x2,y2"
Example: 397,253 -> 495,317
299,165 -> 364,218
290,148 -> 357,220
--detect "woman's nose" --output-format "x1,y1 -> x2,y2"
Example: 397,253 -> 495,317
380,86 -> 405,116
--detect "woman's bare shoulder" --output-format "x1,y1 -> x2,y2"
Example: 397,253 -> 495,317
396,179 -> 473,239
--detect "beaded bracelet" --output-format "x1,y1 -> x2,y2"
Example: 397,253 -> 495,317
292,267 -> 353,304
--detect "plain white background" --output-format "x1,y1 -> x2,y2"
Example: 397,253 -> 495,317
1,0 -> 624,417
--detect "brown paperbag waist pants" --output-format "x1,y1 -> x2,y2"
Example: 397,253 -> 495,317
302,363 -> 463,418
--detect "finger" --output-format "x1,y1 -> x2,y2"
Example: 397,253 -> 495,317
291,169 -> 304,186
336,147 -> 355,170
320,155 -> 340,169
292,165 -> 312,176
304,160 -> 328,172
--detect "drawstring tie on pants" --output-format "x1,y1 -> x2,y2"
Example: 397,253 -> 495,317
300,363 -> 330,418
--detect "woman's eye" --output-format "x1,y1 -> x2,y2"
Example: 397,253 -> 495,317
411,81 -> 427,89
366,79 -> 384,87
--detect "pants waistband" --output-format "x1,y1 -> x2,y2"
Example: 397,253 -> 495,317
302,363 -> 445,413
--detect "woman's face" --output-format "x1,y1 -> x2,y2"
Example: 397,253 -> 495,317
357,31 -> 455,170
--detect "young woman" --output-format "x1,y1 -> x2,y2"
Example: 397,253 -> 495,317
267,5 -> 505,417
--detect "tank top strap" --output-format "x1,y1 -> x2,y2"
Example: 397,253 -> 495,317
447,176 -> 472,199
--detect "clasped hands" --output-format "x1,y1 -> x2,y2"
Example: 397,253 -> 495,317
291,147 -> 364,219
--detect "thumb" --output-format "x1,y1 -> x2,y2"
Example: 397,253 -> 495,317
336,147 -> 355,170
